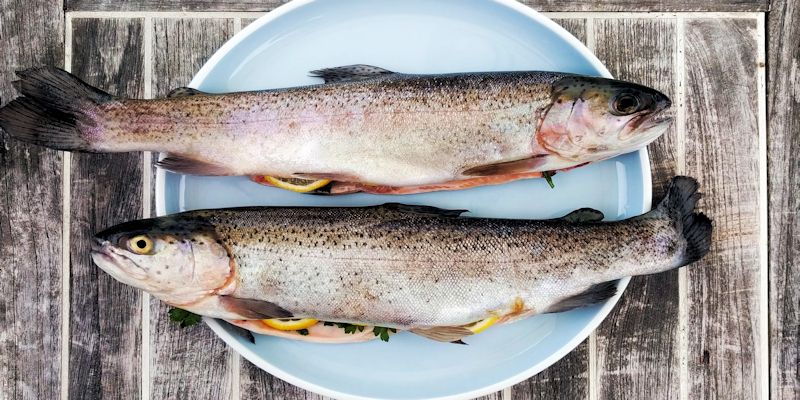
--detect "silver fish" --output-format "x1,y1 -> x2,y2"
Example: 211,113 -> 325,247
0,66 -> 671,194
91,176 -> 711,343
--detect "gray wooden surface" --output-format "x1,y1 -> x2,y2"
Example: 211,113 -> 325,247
63,0 -> 769,12
767,1 -> 799,399
0,1 -> 795,400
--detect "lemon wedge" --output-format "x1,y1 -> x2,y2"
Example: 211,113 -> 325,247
465,316 -> 499,334
264,176 -> 331,193
262,318 -> 319,331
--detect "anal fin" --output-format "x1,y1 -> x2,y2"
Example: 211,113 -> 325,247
310,65 -> 395,84
560,208 -> 605,223
218,296 -> 292,319
410,326 -> 474,343
545,280 -> 620,314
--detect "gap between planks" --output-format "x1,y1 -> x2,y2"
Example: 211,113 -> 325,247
756,13 -> 768,400
141,15 -> 153,400
63,10 -> 763,20
60,15 -> 73,400
228,20 -> 244,400
585,17 -> 597,400
675,14 -> 689,400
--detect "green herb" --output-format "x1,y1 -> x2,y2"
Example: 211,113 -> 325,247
542,171 -> 555,189
372,326 -> 397,342
297,329 -> 309,336
168,308 -> 202,328
324,321 -> 365,334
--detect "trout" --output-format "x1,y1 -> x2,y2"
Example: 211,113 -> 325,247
0,66 -> 671,194
90,176 -> 711,343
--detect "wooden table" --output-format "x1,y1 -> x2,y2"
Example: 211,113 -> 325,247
0,0 -> 796,399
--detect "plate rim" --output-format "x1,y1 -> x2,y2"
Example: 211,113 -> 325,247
154,0 -> 654,398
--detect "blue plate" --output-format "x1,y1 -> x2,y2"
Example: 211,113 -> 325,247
155,0 -> 652,398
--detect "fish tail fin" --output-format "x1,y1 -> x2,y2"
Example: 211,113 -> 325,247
656,176 -> 713,265
0,67 -> 113,151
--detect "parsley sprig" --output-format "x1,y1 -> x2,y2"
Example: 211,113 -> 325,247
542,171 -> 555,189
372,326 -> 397,342
168,308 -> 202,328
324,321 -> 366,334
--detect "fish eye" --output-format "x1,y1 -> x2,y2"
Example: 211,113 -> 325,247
127,235 -> 154,255
610,93 -> 641,116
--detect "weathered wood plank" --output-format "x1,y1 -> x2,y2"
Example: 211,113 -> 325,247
592,18 -> 680,400
767,1 -> 800,399
149,17 -> 238,400
513,349 -> 588,400
69,18 -> 145,400
0,0 -> 64,398
240,361 -> 328,400
64,0 -> 767,12
511,18 -> 588,400
552,18 -> 586,44
683,18 -> 760,400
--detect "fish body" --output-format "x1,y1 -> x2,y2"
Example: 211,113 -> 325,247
91,177 -> 711,343
0,66 -> 672,193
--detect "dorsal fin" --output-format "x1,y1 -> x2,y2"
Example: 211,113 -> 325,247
379,203 -> 468,218
310,64 -> 396,84
560,208 -> 605,223
156,153 -> 234,175
167,87 -> 206,98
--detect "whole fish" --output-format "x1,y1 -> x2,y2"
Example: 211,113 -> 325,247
91,176 -> 711,343
0,66 -> 671,194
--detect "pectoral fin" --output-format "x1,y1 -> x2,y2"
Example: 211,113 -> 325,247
219,296 -> 293,319
310,65 -> 396,83
221,320 -> 256,344
462,156 -> 547,176
411,326 -> 474,343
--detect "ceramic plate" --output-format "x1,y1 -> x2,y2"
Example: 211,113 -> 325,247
154,0 -> 652,398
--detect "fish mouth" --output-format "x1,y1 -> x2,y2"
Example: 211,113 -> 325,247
90,238 -> 148,281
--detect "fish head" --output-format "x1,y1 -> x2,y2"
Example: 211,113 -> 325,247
538,76 -> 672,163
91,216 -> 233,305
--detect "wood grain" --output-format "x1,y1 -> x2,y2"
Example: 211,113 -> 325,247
64,0 -> 768,12
69,18 -> 145,400
149,17 -> 238,400
240,360 -> 329,400
592,18 -> 680,400
0,0 -> 64,398
683,18 -> 761,400
767,1 -> 800,399
511,18 -> 589,400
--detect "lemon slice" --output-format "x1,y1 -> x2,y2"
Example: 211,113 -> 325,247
262,318 -> 319,331
465,316 -> 499,334
264,176 -> 331,193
